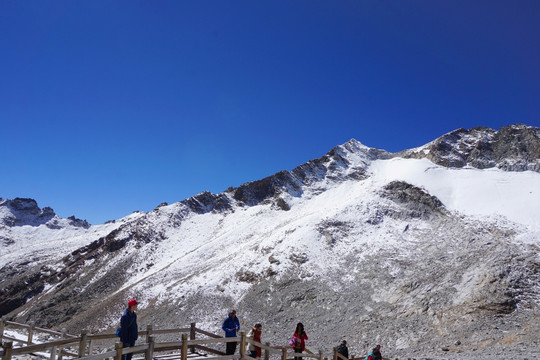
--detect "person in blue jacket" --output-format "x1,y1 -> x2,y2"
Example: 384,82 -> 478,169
222,309 -> 240,355
119,299 -> 139,360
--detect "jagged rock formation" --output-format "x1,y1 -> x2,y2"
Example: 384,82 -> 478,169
1,124 -> 539,360
401,124 -> 540,172
0,198 -> 56,227
0,198 -> 90,228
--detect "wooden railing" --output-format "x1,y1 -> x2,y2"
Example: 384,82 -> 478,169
0,319 -> 355,360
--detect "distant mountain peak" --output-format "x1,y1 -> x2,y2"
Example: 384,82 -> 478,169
0,197 -> 55,227
0,197 -> 90,228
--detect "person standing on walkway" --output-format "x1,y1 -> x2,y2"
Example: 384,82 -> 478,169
337,340 -> 349,359
246,323 -> 262,358
372,345 -> 382,360
119,299 -> 138,360
366,345 -> 382,360
222,309 -> 240,355
292,322 -> 308,360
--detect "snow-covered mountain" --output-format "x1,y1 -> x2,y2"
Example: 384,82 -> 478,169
1,124 -> 539,359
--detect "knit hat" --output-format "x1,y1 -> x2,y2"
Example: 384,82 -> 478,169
128,299 -> 138,307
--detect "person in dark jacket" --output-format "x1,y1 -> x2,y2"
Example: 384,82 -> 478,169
337,340 -> 349,359
119,299 -> 139,360
366,345 -> 382,360
222,309 -> 240,355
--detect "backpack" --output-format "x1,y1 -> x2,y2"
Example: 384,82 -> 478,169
365,353 -> 374,360
116,314 -> 135,338
289,337 -> 296,348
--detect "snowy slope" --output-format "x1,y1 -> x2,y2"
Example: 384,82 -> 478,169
115,157 -> 540,303
0,211 -> 144,268
369,158 -> 540,229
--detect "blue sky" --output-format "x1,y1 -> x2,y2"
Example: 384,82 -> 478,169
1,1 -> 539,224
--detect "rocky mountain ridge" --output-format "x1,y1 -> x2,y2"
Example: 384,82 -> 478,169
400,124 -> 540,172
1,124 -> 539,360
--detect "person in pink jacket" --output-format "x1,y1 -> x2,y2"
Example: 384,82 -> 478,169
292,322 -> 308,360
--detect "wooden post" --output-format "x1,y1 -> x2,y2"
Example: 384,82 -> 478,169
146,324 -> 153,343
78,330 -> 88,357
2,341 -> 13,360
145,336 -> 155,360
50,346 -> 57,360
181,333 -> 188,360
0,317 -> 5,340
281,347 -> 287,360
27,321 -> 35,345
333,347 -> 338,360
58,328 -> 67,360
190,322 -> 196,353
240,331 -> 246,358
88,339 -> 95,356
319,350 -> 324,360
114,342 -> 123,360
264,342 -> 270,360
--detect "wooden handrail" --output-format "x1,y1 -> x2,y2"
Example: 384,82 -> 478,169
190,336 -> 241,345
3,322 -> 349,360
119,343 -> 147,355
87,333 -> 116,341
4,321 -> 30,329
195,327 -> 223,338
0,335 -> 18,343
194,344 -> 226,355
246,338 -> 283,354
11,337 -> 81,355
33,326 -> 77,338
150,328 -> 190,335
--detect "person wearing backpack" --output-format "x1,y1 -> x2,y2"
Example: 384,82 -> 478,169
292,322 -> 308,360
119,299 -> 139,360
365,345 -> 382,360
337,340 -> 349,359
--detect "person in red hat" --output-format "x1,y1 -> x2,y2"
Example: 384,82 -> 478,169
119,299 -> 139,360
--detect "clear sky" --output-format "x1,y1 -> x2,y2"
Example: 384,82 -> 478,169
1,1 -> 539,225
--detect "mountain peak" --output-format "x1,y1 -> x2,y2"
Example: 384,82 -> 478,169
0,197 -> 56,227
0,197 -> 90,228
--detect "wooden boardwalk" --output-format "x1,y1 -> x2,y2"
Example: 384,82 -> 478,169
0,320 -> 351,360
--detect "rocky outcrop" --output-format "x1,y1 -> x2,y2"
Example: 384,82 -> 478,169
400,124 -> 540,172
0,198 -> 91,228
381,181 -> 446,219
0,198 -> 56,226
0,263 -> 58,316
67,216 -> 90,228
